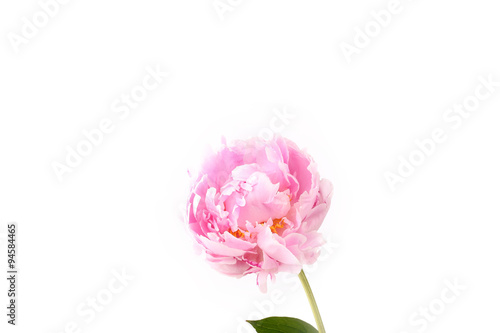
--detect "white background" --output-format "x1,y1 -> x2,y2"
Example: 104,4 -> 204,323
1,0 -> 500,332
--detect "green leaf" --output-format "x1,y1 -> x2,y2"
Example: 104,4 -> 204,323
247,316 -> 319,333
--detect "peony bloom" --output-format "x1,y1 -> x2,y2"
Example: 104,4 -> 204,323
186,136 -> 333,292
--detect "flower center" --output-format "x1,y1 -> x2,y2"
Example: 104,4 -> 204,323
229,229 -> 245,238
268,218 -> 286,233
229,218 -> 286,238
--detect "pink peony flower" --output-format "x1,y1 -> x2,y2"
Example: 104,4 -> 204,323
186,136 -> 333,292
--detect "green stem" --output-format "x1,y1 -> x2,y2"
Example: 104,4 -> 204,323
298,270 -> 326,333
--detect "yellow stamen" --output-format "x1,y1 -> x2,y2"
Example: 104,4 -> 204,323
229,229 -> 245,238
229,218 -> 287,239
269,218 -> 286,233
